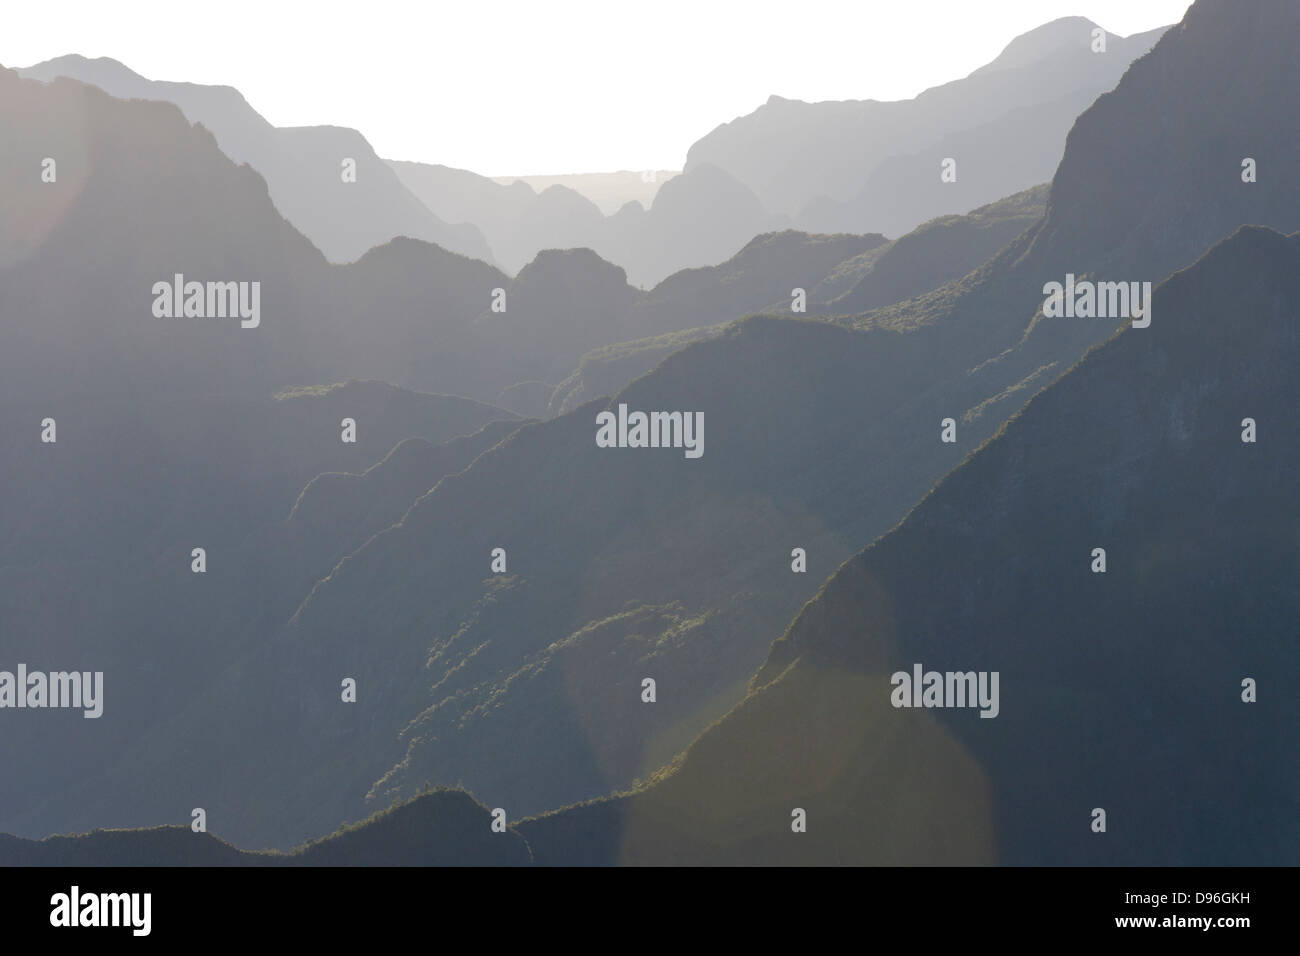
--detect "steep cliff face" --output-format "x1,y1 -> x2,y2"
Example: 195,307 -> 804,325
1036,0 -> 1300,281
748,226 -> 1300,865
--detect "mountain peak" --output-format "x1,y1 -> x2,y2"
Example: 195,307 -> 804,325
22,53 -> 147,85
971,16 -> 1108,76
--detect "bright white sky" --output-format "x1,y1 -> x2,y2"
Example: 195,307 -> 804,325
1,0 -> 1192,176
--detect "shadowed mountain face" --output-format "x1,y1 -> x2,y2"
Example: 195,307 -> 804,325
520,225 -> 1299,866
0,58 -> 906,850
0,383 -> 520,840
689,17 -> 1166,232
0,381 -> 516,567
1030,1 -> 1300,280
2,0 -> 1295,866
19,220 -> 1297,877
279,419 -> 532,571
218,0 -> 1300,853
621,3 -> 1300,852
16,56 -> 493,265
0,65 -> 543,843
0,789 -> 532,866
30,316 -> 997,850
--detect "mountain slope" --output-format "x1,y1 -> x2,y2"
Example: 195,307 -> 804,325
818,184 -> 1046,312
521,225 -> 1300,865
17,55 -> 492,264
0,383 -> 517,838
54,312 -> 1004,849
831,0 -> 1300,452
544,192 -> 1040,417
469,231 -> 884,412
6,0 -> 1296,861
0,789 -> 531,866
381,0 -> 1300,860
688,18 -> 1165,228
31,225 -> 1298,869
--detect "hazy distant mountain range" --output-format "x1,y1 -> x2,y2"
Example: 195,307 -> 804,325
15,55 -> 494,265
390,16 -> 1163,282
690,17 -> 1168,235
490,170 -> 679,215
1,0 -> 1295,866
390,158 -> 786,285
22,16 -> 1161,285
